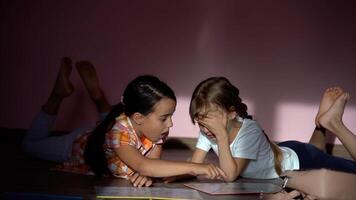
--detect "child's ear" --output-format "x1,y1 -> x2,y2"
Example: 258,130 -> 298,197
228,106 -> 237,119
228,111 -> 238,120
132,112 -> 145,125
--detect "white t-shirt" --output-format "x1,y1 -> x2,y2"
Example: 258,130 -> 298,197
195,117 -> 299,179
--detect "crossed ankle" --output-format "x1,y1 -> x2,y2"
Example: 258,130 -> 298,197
315,126 -> 326,133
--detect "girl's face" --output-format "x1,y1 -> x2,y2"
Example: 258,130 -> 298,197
195,104 -> 219,140
198,123 -> 216,140
138,97 -> 176,142
195,104 -> 236,140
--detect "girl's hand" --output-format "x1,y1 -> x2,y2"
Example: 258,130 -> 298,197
192,163 -> 227,180
128,172 -> 153,187
261,190 -> 302,200
198,108 -> 229,139
261,190 -> 317,200
162,176 -> 178,184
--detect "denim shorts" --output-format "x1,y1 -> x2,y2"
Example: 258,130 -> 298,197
278,140 -> 356,173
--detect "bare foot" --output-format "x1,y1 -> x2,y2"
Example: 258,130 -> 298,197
76,61 -> 111,113
319,92 -> 350,135
315,87 -> 343,127
76,61 -> 104,101
42,57 -> 74,115
52,57 -> 74,98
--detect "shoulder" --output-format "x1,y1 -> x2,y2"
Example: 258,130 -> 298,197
239,118 -> 263,136
106,115 -> 139,146
109,115 -> 136,136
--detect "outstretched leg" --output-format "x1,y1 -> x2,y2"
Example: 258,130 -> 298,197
76,61 -> 111,114
42,57 -> 74,115
309,87 -> 343,151
319,92 -> 356,160
23,57 -> 78,162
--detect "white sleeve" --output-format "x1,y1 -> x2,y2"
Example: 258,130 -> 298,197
231,125 -> 264,160
195,132 -> 212,152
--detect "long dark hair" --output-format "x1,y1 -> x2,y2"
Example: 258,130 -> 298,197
84,75 -> 176,176
189,77 -> 283,175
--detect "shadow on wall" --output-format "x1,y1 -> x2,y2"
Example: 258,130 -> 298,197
171,97 -> 356,144
0,1 -> 355,145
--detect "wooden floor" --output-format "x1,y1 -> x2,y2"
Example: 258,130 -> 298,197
1,128 -> 270,200
2,128 -> 352,200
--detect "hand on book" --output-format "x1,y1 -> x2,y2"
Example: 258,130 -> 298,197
261,189 -> 317,200
192,163 -> 227,180
128,172 -> 153,187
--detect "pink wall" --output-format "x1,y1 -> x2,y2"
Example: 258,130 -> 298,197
1,0 -> 355,144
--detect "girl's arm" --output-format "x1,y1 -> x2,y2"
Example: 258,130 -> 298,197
191,148 -> 208,163
215,133 -> 250,181
128,144 -> 162,187
163,148 -> 209,183
148,144 -> 162,159
283,169 -> 356,200
192,134 -> 249,182
198,109 -> 249,182
115,145 -> 226,179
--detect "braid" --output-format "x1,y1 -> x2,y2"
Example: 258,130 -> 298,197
229,83 -> 252,119
236,96 -> 252,119
264,131 -> 283,176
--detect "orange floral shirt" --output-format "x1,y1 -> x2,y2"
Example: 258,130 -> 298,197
54,114 -> 165,179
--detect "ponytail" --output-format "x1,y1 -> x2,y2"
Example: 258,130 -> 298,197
84,103 -> 124,176
237,100 -> 283,175
263,131 -> 283,176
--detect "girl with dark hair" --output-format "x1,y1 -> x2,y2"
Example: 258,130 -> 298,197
185,77 -> 355,182
23,58 -> 226,188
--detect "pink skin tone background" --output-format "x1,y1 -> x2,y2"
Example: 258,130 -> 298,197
0,1 -> 355,144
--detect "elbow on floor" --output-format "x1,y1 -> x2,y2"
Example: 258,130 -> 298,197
224,175 -> 238,182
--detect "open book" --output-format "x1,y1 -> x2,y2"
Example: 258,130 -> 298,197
184,182 -> 282,195
95,186 -> 203,200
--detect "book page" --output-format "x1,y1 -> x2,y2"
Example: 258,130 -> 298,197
95,186 -> 203,200
184,182 -> 282,195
